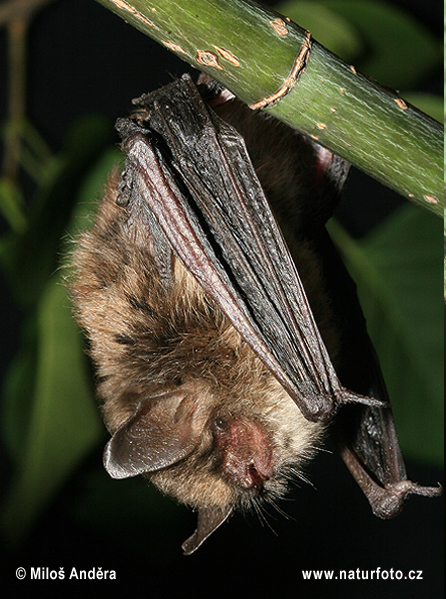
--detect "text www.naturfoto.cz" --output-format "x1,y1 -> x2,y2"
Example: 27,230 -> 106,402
301,568 -> 423,581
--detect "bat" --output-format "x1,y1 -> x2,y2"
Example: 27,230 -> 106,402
69,73 -> 441,554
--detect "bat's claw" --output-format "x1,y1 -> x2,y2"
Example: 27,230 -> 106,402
371,480 -> 443,519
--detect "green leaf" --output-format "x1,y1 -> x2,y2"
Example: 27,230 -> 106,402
0,178 -> 27,234
322,0 -> 441,88
275,0 -> 363,60
328,206 -> 444,465
0,276 -> 103,544
1,318 -> 39,465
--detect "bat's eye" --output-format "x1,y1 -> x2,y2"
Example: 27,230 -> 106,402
214,417 -> 226,431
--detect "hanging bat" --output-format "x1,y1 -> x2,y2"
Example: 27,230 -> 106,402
69,73 -> 441,555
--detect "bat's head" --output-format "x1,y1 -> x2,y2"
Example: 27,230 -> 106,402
101,261 -> 324,553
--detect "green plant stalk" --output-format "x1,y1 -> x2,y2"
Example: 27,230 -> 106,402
95,0 -> 442,217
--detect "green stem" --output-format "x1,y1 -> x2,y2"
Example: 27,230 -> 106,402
95,0 -> 442,217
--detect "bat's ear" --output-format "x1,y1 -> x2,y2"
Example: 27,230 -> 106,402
103,391 -> 205,478
182,505 -> 233,555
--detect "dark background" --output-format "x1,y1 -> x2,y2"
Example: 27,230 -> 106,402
0,0 -> 443,596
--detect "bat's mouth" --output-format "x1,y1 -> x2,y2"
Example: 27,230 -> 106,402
246,461 -> 270,492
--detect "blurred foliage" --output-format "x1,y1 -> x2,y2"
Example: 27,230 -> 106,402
328,208 -> 444,466
0,0 -> 443,547
0,118 -> 115,544
278,0 -> 441,88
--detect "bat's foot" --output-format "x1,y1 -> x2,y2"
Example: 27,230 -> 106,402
371,480 -> 443,519
337,440 -> 442,519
